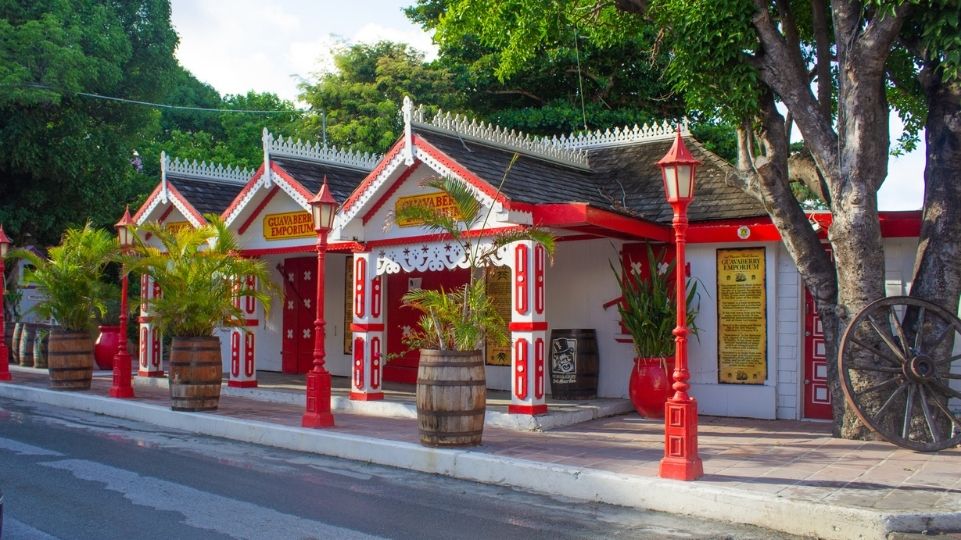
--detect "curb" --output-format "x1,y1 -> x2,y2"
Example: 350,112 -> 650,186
1,382 -> 958,539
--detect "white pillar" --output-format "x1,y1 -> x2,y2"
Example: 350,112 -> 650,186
349,252 -> 384,400
228,275 -> 259,388
509,240 -> 548,415
137,275 -> 164,377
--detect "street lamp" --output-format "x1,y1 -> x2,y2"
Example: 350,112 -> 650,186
301,178 -> 338,428
657,130 -> 704,481
0,226 -> 11,381
108,206 -> 135,398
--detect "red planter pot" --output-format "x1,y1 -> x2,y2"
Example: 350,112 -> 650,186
94,325 -> 121,370
628,356 -> 675,418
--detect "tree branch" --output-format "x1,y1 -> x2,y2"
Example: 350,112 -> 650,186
811,0 -> 833,122
483,89 -> 546,104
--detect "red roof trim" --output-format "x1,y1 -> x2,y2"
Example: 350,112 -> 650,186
239,240 -> 364,258
220,164 -> 266,221
412,134 -> 509,207
362,161 -> 421,225
365,226 -> 527,249
341,138 -> 407,212
133,183 -> 163,223
533,203 -> 671,242
165,182 -> 205,224
238,186 -> 280,235
684,210 -> 922,243
270,162 -> 314,201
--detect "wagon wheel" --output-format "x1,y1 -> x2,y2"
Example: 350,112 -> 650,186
839,296 -> 961,451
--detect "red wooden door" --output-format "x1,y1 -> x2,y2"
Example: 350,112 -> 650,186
384,268 -> 469,384
803,248 -> 833,419
282,257 -> 316,374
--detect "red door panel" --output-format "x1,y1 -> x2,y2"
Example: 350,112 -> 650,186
282,257 -> 316,374
803,247 -> 833,420
384,268 -> 469,384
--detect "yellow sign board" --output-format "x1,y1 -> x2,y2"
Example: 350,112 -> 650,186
165,221 -> 191,234
716,248 -> 767,384
263,211 -> 314,241
395,191 -> 463,227
485,266 -> 512,366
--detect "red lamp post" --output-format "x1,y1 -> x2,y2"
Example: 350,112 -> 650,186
108,207 -> 135,398
0,226 -> 11,381
301,179 -> 338,428
657,131 -> 704,481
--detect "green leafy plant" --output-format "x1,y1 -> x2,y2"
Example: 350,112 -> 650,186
126,215 -> 276,337
394,173 -> 554,352
12,224 -> 117,332
611,244 -> 699,359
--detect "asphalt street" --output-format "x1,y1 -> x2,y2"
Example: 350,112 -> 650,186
0,397 -> 799,539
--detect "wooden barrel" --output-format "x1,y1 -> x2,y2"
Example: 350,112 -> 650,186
4,321 -> 14,364
33,326 -> 49,369
549,329 -> 599,400
169,336 -> 222,412
11,322 -> 22,365
47,329 -> 94,390
18,323 -> 36,367
416,349 -> 486,447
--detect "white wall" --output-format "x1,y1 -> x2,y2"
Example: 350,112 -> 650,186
775,244 -> 802,420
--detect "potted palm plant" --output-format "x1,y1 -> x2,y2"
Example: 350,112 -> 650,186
611,244 -> 699,418
127,216 -> 275,411
395,176 -> 554,447
14,224 -> 117,390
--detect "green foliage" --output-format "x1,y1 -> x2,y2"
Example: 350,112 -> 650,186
299,41 -> 462,153
12,223 -> 117,331
126,216 -> 276,337
0,0 -> 179,246
394,173 -> 554,352
610,244 -> 699,358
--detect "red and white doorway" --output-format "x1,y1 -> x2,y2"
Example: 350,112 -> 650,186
281,256 -> 316,374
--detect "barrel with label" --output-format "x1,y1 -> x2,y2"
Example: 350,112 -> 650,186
549,329 -> 599,400
18,323 -> 36,367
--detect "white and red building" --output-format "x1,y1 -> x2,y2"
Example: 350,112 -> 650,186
130,97 -> 921,421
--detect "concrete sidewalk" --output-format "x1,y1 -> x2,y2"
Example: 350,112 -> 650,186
1,366 -> 959,540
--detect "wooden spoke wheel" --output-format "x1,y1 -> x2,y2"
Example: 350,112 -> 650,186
839,296 -> 961,451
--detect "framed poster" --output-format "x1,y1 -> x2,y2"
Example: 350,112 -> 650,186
485,266 -> 512,366
716,247 -> 767,384
344,255 -> 353,355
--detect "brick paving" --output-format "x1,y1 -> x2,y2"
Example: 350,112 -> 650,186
4,366 -> 961,517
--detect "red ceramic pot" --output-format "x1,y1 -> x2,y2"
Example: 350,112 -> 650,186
93,325 -> 121,370
628,356 -> 675,418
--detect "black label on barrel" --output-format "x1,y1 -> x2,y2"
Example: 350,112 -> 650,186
551,337 -> 577,383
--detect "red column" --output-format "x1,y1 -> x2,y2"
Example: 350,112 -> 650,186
658,200 -> 703,481
108,263 -> 134,398
0,258 -> 11,381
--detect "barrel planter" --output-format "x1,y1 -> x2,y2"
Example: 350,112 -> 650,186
93,325 -> 122,370
416,349 -> 486,448
33,326 -> 49,369
17,323 -> 36,367
11,322 -> 22,365
548,329 -> 599,400
47,328 -> 94,390
169,336 -> 223,412
629,356 -> 675,418
4,321 -> 14,364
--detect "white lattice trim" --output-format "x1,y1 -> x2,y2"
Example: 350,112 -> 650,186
375,240 -> 510,275
136,194 -> 163,226
266,131 -> 381,171
413,147 -> 500,213
272,170 -> 309,210
223,175 -> 267,227
170,194 -> 204,228
338,152 -> 406,226
552,119 -> 690,150
164,156 -> 253,185
412,106 -> 589,169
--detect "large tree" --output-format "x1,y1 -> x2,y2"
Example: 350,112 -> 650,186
420,0 -> 960,437
0,0 -> 180,246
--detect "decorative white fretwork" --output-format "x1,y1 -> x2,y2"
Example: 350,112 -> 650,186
552,119 -> 690,150
222,174 -> 268,227
411,106 -> 590,169
265,130 -> 381,171
337,152 -> 406,227
375,240 -> 510,275
413,147 -> 500,214
163,154 -> 254,185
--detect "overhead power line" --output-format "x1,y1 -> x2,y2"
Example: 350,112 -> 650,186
5,82 -> 312,115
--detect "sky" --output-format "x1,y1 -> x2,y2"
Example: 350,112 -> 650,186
169,0 -> 924,212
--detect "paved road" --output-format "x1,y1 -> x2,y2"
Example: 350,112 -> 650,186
0,397 -> 799,540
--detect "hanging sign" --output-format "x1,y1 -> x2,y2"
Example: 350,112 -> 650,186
263,211 -> 314,240
716,247 -> 767,384
395,191 -> 463,227
485,266 -> 512,366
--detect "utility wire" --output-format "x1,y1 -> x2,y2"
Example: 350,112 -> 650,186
4,82 -> 311,115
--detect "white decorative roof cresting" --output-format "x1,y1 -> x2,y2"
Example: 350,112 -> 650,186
163,154 -> 253,185
266,130 -> 381,171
